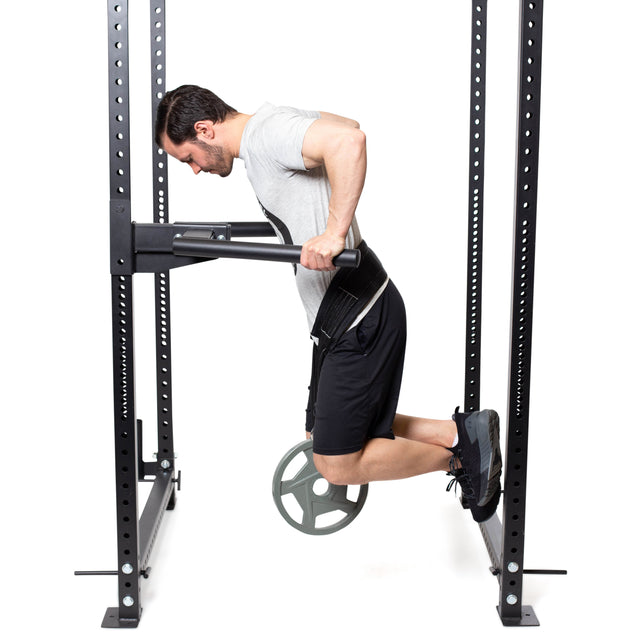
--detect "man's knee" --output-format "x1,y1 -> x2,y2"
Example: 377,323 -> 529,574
314,451 -> 363,486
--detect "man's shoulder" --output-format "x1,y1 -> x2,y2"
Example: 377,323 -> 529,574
243,104 -> 319,170
252,103 -> 319,128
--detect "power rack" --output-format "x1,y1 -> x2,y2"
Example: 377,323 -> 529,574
464,1 -> 565,626
79,0 -> 562,628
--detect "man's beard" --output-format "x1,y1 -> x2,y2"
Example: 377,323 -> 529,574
196,139 -> 233,177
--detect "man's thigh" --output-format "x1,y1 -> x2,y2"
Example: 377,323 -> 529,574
311,281 -> 407,456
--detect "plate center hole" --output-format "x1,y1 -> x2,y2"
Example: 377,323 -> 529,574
313,478 -> 329,495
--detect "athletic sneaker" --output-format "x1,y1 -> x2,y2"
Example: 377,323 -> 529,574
446,465 -> 501,522
447,407 -> 502,511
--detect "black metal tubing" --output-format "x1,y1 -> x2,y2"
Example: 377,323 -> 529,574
150,1 -> 168,231
135,220 -> 356,268
229,221 -> 277,237
464,0 -> 488,414
479,513 -> 502,574
496,0 -> 544,627
172,236 -> 362,268
139,471 -> 175,569
106,273 -> 142,628
134,222 -> 229,253
134,221 -> 276,251
467,1 -> 505,600
108,1 -> 133,277
106,1 -> 143,628
149,0 -> 177,494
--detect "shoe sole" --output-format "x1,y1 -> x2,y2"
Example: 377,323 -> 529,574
472,481 -> 501,522
465,409 -> 502,506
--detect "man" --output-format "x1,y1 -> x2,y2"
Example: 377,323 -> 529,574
155,85 -> 502,522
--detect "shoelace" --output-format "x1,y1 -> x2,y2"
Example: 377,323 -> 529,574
445,456 -> 476,500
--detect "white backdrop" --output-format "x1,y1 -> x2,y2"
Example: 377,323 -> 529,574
2,1 -> 638,638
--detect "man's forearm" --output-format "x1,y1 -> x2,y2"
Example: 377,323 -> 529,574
324,128 -> 367,239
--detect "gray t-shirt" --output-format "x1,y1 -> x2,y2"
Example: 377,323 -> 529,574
238,103 -> 362,330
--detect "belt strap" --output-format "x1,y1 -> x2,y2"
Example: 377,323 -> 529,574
311,240 -> 387,351
306,241 -> 387,432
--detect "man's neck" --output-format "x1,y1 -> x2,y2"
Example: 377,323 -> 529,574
224,112 -> 252,158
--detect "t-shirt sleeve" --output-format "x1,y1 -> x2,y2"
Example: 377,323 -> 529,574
258,108 -> 319,171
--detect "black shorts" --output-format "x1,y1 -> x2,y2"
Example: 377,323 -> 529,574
310,280 -> 407,456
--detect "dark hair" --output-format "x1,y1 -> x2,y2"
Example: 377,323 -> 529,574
155,85 -> 237,147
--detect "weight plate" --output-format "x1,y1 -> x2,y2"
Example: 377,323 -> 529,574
272,439 -> 368,535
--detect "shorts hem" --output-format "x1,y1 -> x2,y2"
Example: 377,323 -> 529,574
312,433 -> 395,456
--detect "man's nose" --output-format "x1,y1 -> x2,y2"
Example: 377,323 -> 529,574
189,161 -> 201,175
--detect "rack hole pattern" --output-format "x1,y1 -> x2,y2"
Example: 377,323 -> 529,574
150,1 -> 175,466
512,1 -> 541,422
109,4 -> 130,204
111,271 -> 141,616
465,0 -> 488,413
117,276 -> 131,422
500,0 -> 544,619
108,1 -> 132,276
155,269 -> 174,459
108,2 -> 142,620
151,1 -> 168,225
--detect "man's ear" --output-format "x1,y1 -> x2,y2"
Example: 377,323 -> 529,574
194,120 -> 215,140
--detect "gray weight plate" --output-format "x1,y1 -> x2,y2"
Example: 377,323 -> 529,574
272,439 -> 368,535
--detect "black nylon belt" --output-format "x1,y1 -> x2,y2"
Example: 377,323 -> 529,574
306,240 -> 387,431
311,240 -> 387,349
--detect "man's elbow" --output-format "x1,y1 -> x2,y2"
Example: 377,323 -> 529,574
323,126 -> 367,166
345,128 -> 366,156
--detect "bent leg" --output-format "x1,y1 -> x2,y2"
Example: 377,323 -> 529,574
392,414 -> 457,448
314,436 -> 452,486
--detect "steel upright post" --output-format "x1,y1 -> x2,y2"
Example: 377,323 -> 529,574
465,0 -> 548,625
148,1 -> 177,484
104,0 -> 143,627
497,0 -> 544,626
464,0 -> 488,414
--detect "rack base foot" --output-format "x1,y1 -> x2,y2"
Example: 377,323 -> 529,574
498,605 -> 539,627
102,608 -> 141,628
